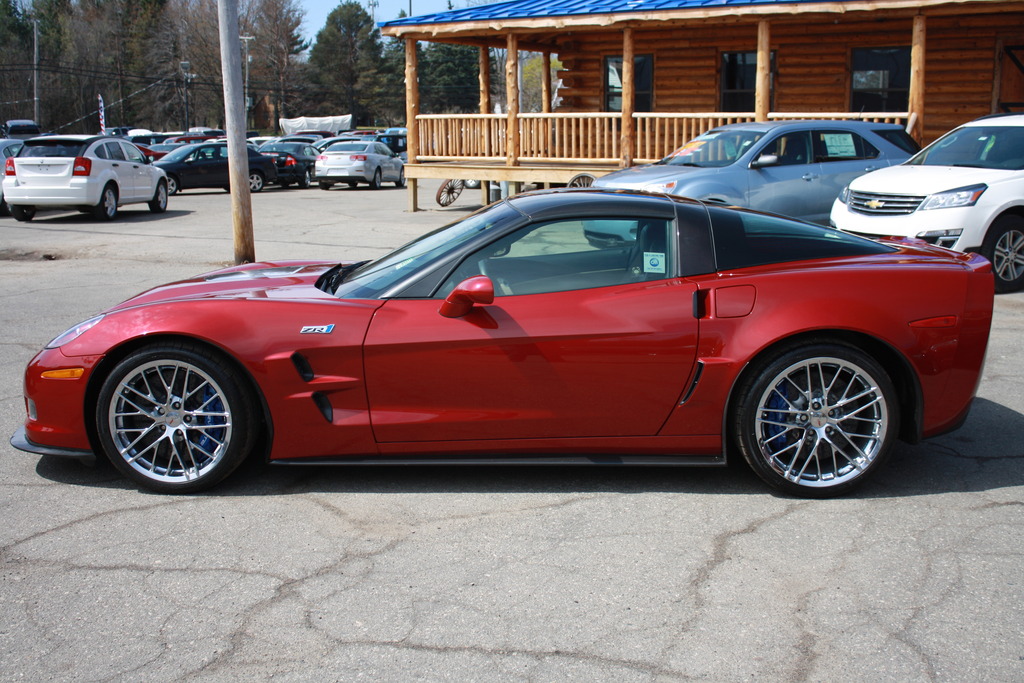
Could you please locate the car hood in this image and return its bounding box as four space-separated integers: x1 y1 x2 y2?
593 163 715 189
107 261 343 311
848 164 1016 194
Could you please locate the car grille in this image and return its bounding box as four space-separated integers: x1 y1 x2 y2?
848 191 926 215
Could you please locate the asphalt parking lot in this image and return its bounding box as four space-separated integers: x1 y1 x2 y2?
1 182 1022 681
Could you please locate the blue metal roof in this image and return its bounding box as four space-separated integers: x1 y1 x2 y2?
380 0 853 27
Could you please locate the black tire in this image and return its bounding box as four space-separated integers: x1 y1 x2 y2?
981 214 1024 293
280 181 292 189
298 168 311 189
0 198 8 217
346 182 357 188
95 342 258 493
731 342 898 498
10 204 35 222
165 175 180 196
394 167 406 188
319 181 333 190
368 168 381 190
249 171 265 193
92 183 118 221
149 180 168 213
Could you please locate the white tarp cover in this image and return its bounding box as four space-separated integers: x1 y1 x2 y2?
278 115 353 135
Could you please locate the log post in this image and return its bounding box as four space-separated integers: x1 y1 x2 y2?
909 14 926 142
542 52 552 113
620 27 635 167
405 37 420 211
506 34 520 167
755 20 770 122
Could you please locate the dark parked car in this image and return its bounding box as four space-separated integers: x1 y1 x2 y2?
153 142 277 194
3 119 41 139
258 141 319 188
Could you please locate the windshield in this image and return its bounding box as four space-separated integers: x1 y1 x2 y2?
158 144 199 162
332 202 522 299
907 124 1024 170
658 129 765 168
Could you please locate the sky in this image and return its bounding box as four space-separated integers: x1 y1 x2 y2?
300 0 459 41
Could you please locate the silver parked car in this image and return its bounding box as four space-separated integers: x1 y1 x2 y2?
593 120 919 224
3 135 168 221
315 141 405 190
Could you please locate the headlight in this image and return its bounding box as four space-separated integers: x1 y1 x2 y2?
46 314 104 349
837 185 850 204
644 180 678 193
919 184 986 211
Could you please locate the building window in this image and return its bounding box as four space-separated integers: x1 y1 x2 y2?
851 47 911 112
721 51 775 112
604 55 653 112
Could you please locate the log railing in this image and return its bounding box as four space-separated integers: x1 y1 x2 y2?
414 111 912 165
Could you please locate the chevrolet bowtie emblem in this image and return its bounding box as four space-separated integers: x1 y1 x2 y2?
865 199 885 209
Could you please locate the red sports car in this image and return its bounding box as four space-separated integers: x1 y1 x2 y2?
12 189 994 497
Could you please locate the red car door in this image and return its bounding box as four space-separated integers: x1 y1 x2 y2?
362 216 700 443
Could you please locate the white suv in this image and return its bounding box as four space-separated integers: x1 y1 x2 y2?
3 135 168 222
830 114 1024 292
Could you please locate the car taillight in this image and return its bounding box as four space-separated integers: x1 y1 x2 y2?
351 154 367 161
72 157 92 176
4 157 14 175
283 154 297 166
317 155 327 161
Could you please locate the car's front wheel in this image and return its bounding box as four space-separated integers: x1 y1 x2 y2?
249 171 265 193
982 214 1024 293
92 183 118 221
319 181 333 190
10 204 35 222
394 167 406 188
149 180 168 213
95 342 258 493
165 175 180 196
731 342 897 498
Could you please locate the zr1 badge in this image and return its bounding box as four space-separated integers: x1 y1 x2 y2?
300 324 335 334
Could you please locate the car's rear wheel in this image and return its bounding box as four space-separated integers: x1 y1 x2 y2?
165 175 180 195
732 342 897 498
368 168 382 190
92 184 118 221
319 181 333 190
249 171 265 193
95 342 257 493
298 168 311 189
982 214 1024 293
149 180 168 213
10 204 35 222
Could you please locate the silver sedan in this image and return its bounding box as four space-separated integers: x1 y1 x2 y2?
315 141 405 190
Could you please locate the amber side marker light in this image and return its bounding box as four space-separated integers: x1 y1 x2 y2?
40 368 85 379
909 316 958 328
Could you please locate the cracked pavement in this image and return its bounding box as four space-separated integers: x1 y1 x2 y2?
1 183 1021 681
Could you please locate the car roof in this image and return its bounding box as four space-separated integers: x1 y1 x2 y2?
709 119 905 133
967 113 1024 126
23 134 105 144
506 187 694 221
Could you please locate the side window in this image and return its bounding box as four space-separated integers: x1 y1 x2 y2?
812 131 879 162
760 132 812 166
93 143 109 160
105 142 126 160
440 217 672 297
121 143 145 163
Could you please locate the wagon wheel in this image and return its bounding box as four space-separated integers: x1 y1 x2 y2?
568 173 595 187
436 179 465 206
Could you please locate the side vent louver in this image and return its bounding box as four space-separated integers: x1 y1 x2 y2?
312 392 333 423
291 352 314 381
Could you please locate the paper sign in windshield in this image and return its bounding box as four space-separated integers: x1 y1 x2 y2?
644 252 666 274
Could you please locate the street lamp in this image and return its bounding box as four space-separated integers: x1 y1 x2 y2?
240 36 254 130
180 60 192 131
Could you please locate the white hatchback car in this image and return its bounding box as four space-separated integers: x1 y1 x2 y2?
831 114 1024 292
3 134 168 221
315 140 405 190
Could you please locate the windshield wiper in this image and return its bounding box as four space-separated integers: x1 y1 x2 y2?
315 260 370 294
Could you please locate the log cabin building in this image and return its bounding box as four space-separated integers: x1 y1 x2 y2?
379 0 1024 209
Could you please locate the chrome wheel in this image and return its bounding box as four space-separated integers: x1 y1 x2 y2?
734 344 896 497
249 171 265 192
97 344 256 492
987 217 1024 293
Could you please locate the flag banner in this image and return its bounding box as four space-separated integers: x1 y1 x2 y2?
98 94 105 134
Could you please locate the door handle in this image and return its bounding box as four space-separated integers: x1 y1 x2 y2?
112 163 120 167
863 166 877 172
801 173 817 181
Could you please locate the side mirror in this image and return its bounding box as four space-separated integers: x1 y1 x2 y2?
439 276 494 318
750 153 778 169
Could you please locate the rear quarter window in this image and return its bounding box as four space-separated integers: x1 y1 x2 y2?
708 207 895 271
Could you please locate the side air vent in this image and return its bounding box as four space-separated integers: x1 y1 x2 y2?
311 392 333 423
291 352 314 381
680 361 704 404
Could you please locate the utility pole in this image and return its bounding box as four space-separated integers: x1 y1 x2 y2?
180 61 191 131
240 35 254 131
217 0 255 264
32 19 39 123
